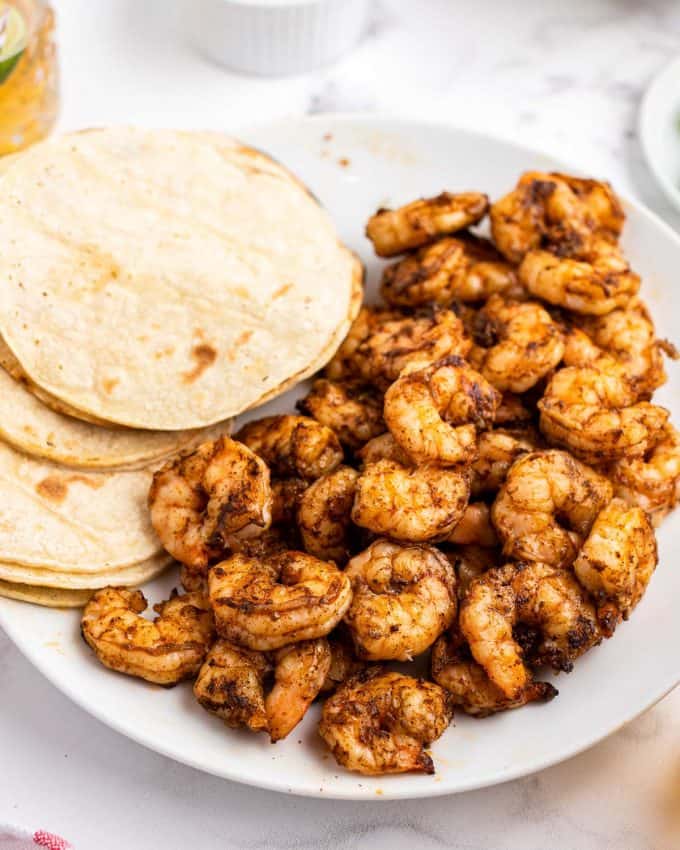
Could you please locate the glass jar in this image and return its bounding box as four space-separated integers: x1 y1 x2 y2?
0 0 58 156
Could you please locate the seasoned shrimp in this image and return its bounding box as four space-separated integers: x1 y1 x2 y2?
81 587 214 685
471 428 538 496
460 561 600 698
490 171 621 263
325 306 401 382
539 366 669 464
236 415 343 481
193 639 270 732
320 637 366 692
447 545 499 600
431 626 557 717
469 296 565 393
492 450 612 568
344 539 457 660
209 551 352 651
573 498 657 634
266 638 332 742
446 502 498 547
384 356 500 466
297 466 359 564
149 436 272 572
318 669 454 775
608 424 680 525
271 477 308 525
352 458 470 542
380 233 521 308
329 307 471 391
574 299 670 398
357 432 410 466
297 379 384 449
519 239 639 316
366 191 489 257
494 392 535 428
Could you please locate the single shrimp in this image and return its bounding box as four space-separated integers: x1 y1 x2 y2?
329 307 471 391
343 539 457 661
573 498 657 635
81 587 214 685
297 465 359 564
297 378 384 449
431 626 557 717
320 637 367 693
265 638 332 742
539 366 669 464
318 669 454 775
270 477 308 525
446 545 500 601
459 561 601 699
446 502 498 547
366 191 489 257
519 239 639 316
209 550 352 651
148 436 272 572
492 450 612 568
235 415 343 481
356 431 411 466
384 356 500 466
380 233 522 308
324 306 402 382
490 171 622 263
469 295 565 393
351 458 470 542
471 428 538 496
193 639 270 732
607 424 680 526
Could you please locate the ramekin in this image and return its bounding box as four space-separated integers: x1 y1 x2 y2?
183 0 371 77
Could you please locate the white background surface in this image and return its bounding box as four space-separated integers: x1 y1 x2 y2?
1 1 679 847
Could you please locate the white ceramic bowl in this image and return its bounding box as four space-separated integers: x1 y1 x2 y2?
1 115 678 800
183 0 370 76
639 53 680 212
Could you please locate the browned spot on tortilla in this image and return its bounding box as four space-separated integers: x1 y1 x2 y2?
338 157 350 168
102 377 119 395
66 475 104 490
36 475 68 503
233 286 251 301
154 346 175 360
226 331 254 363
183 344 217 383
272 283 293 300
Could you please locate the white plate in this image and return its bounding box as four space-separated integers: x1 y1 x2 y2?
1 115 679 800
639 54 680 212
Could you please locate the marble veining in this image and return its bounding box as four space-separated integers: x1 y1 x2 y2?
1 1 679 848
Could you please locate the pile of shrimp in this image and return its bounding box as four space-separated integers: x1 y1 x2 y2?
81 173 678 778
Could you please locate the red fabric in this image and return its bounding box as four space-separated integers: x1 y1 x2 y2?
32 832 71 850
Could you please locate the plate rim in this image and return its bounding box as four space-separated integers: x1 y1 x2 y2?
1 112 680 800
639 53 680 212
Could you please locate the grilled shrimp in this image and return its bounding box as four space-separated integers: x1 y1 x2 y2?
490 171 622 263
81 588 214 685
492 450 612 568
297 378 384 449
344 539 457 660
447 545 500 600
266 638 332 742
209 551 352 651
494 392 535 428
297 466 359 564
366 191 489 257
324 306 401 382
236 415 343 481
471 428 538 496
460 561 600 699
431 626 557 717
446 502 498 547
469 296 564 393
356 431 411 466
271 477 308 525
519 239 639 316
320 637 367 692
352 458 470 542
380 233 521 308
318 669 454 775
193 639 270 732
384 356 500 466
574 299 670 399
148 436 272 572
608 424 680 525
539 366 669 464
327 307 471 391
573 498 657 635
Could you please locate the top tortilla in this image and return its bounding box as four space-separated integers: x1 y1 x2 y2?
0 127 361 430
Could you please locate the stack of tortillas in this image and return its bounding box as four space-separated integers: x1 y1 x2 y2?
0 127 362 607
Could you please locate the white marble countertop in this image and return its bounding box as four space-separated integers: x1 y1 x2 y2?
1 1 679 847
